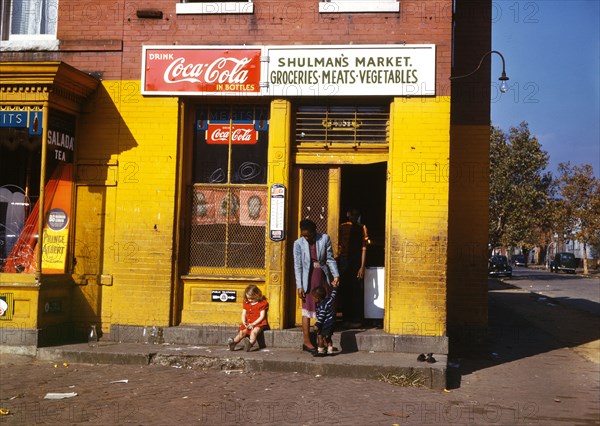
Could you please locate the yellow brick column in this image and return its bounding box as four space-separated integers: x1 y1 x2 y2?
265 99 292 329
385 97 450 337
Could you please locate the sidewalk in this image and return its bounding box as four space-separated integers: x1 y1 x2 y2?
32 328 448 390
1 279 599 425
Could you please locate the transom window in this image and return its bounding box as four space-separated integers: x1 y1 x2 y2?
295 105 389 146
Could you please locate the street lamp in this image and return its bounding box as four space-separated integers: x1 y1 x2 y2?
450 50 510 93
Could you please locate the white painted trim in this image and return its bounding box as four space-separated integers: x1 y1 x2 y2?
176 2 254 15
319 1 399 13
0 39 59 51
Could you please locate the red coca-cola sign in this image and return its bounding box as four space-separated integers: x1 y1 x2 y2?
143 47 262 95
207 124 257 145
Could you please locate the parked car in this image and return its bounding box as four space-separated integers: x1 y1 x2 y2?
550 252 577 274
488 255 513 278
511 254 527 267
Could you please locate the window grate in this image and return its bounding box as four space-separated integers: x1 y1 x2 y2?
300 169 329 234
295 106 389 145
189 185 267 273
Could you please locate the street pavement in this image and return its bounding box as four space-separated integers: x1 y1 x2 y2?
1 279 599 425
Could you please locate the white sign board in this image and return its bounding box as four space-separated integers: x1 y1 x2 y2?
266 44 436 97
364 267 385 319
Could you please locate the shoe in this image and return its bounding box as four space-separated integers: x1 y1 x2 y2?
327 348 335 356
243 337 253 352
302 344 317 353
417 353 426 362
227 337 236 351
313 349 326 357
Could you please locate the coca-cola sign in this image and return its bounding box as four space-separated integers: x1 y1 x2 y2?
207 124 257 145
143 47 262 95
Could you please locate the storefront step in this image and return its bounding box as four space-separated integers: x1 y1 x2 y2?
109 324 449 356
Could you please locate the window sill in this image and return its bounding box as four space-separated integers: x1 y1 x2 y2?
176 2 254 15
0 39 59 51
319 1 399 13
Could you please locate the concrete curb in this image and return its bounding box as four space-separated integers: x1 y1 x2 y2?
34 342 448 390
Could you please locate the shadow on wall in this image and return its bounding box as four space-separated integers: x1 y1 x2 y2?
69 82 140 339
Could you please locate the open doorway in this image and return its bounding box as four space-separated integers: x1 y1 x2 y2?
339 162 386 267
286 162 387 328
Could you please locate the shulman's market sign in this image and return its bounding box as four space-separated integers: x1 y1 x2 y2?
142 44 435 97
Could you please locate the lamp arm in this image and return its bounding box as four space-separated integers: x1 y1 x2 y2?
450 50 507 81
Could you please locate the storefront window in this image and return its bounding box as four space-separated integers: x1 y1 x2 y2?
1 108 75 273
189 105 269 273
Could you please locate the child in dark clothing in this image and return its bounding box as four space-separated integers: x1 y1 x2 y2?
311 284 338 357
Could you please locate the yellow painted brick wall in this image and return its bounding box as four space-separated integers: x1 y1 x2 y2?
76 81 178 329
0 277 39 329
385 97 451 336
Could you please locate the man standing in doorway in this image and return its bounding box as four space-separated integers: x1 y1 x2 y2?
338 209 369 328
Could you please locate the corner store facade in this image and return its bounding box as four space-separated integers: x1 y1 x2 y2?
1 0 491 353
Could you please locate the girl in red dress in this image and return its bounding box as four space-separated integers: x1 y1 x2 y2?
227 285 268 351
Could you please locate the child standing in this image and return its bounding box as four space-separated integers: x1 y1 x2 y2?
227 285 268 352
311 284 338 357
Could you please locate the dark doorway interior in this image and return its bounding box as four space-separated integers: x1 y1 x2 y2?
340 162 386 267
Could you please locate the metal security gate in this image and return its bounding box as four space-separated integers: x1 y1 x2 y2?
288 166 341 326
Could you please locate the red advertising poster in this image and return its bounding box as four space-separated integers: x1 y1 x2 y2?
206 124 258 145
193 188 241 225
239 189 267 226
143 47 262 95
193 188 216 225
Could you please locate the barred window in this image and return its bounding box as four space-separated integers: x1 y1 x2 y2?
188 106 269 274
295 105 389 146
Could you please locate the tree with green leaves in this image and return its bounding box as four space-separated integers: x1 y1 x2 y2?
489 122 553 257
554 162 600 274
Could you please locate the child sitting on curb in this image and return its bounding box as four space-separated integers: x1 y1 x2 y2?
311 284 338 357
227 285 268 352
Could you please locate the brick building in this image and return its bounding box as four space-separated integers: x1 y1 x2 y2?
1 0 492 354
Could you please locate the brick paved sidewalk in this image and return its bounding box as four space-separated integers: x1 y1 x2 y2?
2 319 599 425
1 282 599 425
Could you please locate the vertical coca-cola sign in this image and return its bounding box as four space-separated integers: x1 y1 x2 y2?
142 47 262 95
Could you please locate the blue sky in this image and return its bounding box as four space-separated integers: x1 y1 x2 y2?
491 0 600 177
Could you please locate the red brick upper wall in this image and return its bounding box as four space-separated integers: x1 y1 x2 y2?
50 0 454 93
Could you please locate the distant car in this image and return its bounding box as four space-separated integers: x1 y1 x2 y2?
550 252 577 274
511 254 527 267
488 255 513 278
